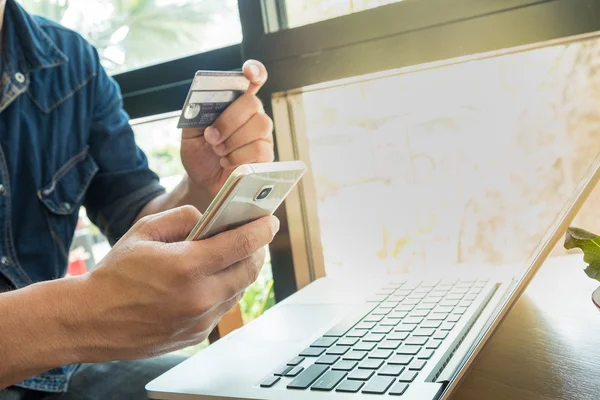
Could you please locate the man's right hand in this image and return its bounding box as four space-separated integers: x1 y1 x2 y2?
72 205 279 362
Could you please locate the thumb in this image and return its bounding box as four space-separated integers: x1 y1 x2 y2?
135 205 201 243
242 59 268 96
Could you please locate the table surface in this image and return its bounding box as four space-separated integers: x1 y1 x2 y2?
451 254 600 400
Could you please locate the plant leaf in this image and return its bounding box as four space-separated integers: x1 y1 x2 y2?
564 227 600 281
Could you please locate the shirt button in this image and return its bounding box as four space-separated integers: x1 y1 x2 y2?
15 72 25 84
0 257 10 266
0 184 5 196
61 202 72 212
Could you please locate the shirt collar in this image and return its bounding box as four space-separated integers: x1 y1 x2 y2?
3 0 68 74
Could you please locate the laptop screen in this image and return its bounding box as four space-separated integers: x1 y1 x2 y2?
286 32 600 285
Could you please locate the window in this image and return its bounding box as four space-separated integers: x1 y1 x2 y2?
282 0 403 29
16 0 242 74
278 34 600 280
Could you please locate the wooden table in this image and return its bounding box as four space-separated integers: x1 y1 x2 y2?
451 254 600 400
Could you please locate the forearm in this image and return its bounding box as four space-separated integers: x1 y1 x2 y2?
0 278 87 389
134 175 213 223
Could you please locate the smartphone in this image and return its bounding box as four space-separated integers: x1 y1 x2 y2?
186 161 307 241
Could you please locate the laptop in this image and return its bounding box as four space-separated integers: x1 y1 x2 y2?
144 139 600 400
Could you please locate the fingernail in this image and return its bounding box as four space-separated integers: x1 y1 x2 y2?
248 64 260 78
271 217 280 234
205 126 220 144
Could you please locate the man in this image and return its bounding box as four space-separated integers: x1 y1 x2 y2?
0 0 277 398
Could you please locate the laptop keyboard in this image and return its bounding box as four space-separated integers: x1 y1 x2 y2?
259 278 496 395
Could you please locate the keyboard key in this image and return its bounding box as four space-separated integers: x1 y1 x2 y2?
464 293 478 301
474 280 488 288
415 303 436 310
327 346 350 356
452 287 470 294
354 342 376 352
287 356 305 366
456 281 475 288
389 382 409 395
415 286 432 293
366 294 388 303
389 311 409 319
433 330 449 340
434 306 454 314
440 322 456 331
359 359 384 369
421 320 442 329
372 325 393 335
380 317 401 326
432 290 449 297
410 310 430 317
348 369 374 381
372 307 392 315
469 287 482 295
363 333 386 343
426 339 442 349
418 349 435 359
396 304 414 312
361 376 395 394
409 359 427 371
355 321 376 330
446 294 464 301
395 324 417 332
378 364 405 376
427 313 448 321
380 301 400 309
315 355 340 365
376 288 396 295
369 350 393 359
394 289 412 296
364 314 384 323
440 300 459 307
403 317 423 325
331 360 357 371
300 347 325 357
323 304 375 337
388 331 409 341
311 337 337 348
287 364 329 389
413 328 436 337
389 354 413 365
286 366 304 377
274 365 293 376
455 306 469 314
347 329 368 338
343 351 368 361
338 337 359 346
336 379 364 393
378 340 401 350
310 370 346 391
447 315 461 323
398 370 418 382
422 296 443 304
260 375 280 388
403 298 420 305
405 336 428 346
397 345 421 355
390 294 406 301
408 292 426 300
402 281 422 290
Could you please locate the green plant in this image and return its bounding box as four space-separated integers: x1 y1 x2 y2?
564 227 600 281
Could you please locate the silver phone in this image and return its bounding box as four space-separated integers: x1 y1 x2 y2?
186 161 307 241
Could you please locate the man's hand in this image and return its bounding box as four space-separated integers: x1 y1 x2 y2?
181 60 274 197
74 206 278 362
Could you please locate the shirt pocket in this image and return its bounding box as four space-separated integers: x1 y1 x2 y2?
37 146 99 266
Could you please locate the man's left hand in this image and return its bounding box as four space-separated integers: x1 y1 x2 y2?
180 60 274 197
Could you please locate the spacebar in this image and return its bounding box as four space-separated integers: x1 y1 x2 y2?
323 304 376 337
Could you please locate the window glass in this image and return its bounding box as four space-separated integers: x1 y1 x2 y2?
284 0 403 29
292 36 600 280
15 0 242 74
68 113 274 354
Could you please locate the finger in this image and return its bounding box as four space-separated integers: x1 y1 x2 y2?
207 248 266 305
185 216 278 276
213 113 273 157
243 59 268 96
190 292 245 336
204 93 264 146
221 139 274 169
135 205 201 243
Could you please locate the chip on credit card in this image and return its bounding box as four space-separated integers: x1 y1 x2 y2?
177 71 250 130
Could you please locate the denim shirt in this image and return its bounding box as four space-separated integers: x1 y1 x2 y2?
0 0 166 392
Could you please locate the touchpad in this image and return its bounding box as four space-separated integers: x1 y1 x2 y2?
236 304 355 343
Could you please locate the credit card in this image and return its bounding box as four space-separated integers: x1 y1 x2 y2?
177 71 249 129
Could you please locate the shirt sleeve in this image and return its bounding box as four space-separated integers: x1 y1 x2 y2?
83 47 166 245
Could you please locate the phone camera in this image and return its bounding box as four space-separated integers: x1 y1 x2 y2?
255 186 273 200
